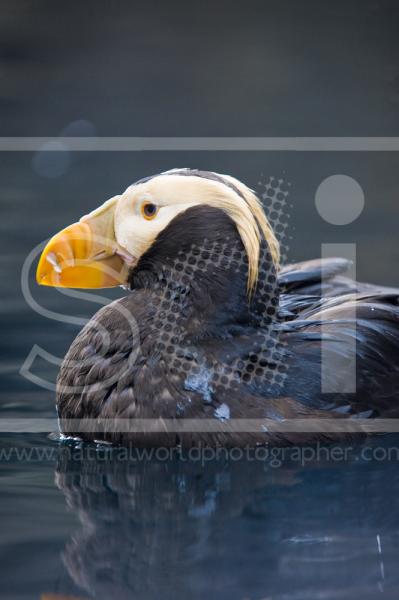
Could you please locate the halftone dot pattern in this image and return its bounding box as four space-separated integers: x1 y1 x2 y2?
149 237 241 382
147 176 291 407
258 176 291 265
243 176 292 391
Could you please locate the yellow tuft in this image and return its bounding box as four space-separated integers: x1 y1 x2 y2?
220 173 280 291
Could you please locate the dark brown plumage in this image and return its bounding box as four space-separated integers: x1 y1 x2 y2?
56 200 399 447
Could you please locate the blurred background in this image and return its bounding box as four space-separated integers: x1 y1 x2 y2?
2 0 399 403
1 1 399 598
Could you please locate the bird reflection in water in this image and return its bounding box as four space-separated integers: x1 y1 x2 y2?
48 441 399 600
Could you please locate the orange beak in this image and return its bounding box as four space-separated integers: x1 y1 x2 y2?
36 197 132 288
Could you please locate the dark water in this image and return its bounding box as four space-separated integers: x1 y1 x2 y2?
3 436 399 599
2 1 399 598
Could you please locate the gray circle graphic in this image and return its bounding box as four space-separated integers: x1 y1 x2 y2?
315 174 365 225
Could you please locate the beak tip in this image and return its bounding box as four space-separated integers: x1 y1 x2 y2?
36 219 128 289
36 274 48 286
36 254 51 286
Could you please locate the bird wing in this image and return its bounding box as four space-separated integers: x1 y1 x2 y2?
279 257 352 291
280 291 399 415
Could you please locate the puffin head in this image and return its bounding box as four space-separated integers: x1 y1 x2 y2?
36 169 279 295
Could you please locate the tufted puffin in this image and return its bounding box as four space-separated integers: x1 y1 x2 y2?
36 169 399 446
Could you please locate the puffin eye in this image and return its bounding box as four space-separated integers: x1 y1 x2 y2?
141 201 159 220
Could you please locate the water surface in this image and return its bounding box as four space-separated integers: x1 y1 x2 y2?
2 436 399 599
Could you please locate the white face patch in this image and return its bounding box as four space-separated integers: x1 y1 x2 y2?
113 178 201 260
105 171 279 291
